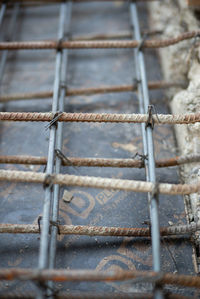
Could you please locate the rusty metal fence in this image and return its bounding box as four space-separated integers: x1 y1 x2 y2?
0 0 200 298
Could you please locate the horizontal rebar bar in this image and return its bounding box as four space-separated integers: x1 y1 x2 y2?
0 268 200 289
0 292 153 299
1 0 157 2
0 222 199 236
0 80 184 102
0 31 199 50
1 169 200 195
0 111 200 124
0 292 191 299
0 153 200 168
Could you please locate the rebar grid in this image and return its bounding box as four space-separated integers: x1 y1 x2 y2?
0 1 200 299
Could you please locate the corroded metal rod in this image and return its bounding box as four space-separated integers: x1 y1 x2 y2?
0 31 199 50
0 112 200 124
0 292 191 299
0 153 200 168
0 223 199 235
1 169 200 195
0 268 200 289
0 80 184 102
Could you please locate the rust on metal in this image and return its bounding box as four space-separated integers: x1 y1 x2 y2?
0 80 185 102
0 31 199 50
0 111 200 124
0 268 200 289
0 153 200 168
0 222 199 236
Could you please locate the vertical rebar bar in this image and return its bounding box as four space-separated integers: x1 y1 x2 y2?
48 2 72 295
0 3 19 88
38 1 67 270
130 3 163 299
0 3 6 29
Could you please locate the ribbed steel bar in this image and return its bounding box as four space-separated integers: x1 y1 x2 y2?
0 111 200 124
48 1 72 295
38 2 66 271
0 292 191 299
0 0 157 2
130 3 162 299
1 169 200 195
0 153 200 168
0 3 19 89
0 222 199 236
0 80 184 102
0 2 6 28
0 268 200 289
0 31 199 50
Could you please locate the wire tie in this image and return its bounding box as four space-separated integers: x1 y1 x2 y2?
57 37 63 52
37 216 42 234
60 80 67 89
55 149 79 173
138 33 148 52
145 105 160 130
49 220 61 235
142 220 151 236
132 152 148 167
43 174 54 190
45 111 63 130
145 105 154 129
151 182 159 201
55 149 73 166
133 78 141 86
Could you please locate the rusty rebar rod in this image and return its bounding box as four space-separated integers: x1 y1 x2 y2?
1 169 200 195
0 31 199 50
0 268 200 289
0 292 191 299
0 153 200 168
0 80 184 102
0 222 199 236
0 111 200 124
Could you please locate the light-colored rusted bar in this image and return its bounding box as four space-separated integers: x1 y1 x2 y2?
1 169 200 195
0 111 200 124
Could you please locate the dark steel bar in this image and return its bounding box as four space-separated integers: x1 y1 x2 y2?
0 2 6 28
38 1 66 270
0 3 19 89
48 0 72 290
130 3 163 299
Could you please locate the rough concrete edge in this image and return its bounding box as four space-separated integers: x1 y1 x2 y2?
148 0 200 272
